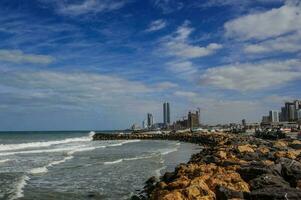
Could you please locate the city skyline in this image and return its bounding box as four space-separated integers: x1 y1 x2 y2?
0 0 300 130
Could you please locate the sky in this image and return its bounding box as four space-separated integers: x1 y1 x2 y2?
0 0 300 131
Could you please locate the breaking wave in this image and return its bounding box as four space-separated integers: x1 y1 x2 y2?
0 131 95 152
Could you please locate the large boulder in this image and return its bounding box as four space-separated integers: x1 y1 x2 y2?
249 174 290 190
247 186 301 200
278 158 301 187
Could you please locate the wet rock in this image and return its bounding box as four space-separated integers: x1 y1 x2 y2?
249 174 290 190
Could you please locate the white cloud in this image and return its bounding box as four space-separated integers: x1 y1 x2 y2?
52 0 126 16
244 31 301 54
161 23 222 59
155 81 178 90
200 59 301 91
224 2 301 40
146 19 167 32
174 91 198 98
0 49 54 64
167 61 198 78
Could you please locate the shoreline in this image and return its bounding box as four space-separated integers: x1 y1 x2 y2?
93 132 301 199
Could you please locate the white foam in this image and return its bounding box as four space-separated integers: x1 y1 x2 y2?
0 158 10 163
10 175 30 200
0 132 95 152
123 154 154 161
160 148 178 155
155 166 167 177
104 159 123 165
107 140 141 147
30 155 74 175
30 167 48 174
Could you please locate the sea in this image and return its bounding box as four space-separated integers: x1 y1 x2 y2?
0 131 200 200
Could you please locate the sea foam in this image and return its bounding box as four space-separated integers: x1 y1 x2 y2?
0 131 95 152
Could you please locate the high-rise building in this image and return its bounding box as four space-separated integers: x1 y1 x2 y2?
280 106 286 121
269 110 279 122
147 113 153 128
163 102 170 125
298 110 301 120
285 102 295 121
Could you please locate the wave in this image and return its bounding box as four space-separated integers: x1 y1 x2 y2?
160 147 179 155
0 158 10 163
155 166 167 177
30 156 74 175
0 131 95 152
104 159 123 165
106 140 141 147
9 175 30 200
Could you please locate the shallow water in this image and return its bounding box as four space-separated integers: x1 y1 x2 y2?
0 131 200 200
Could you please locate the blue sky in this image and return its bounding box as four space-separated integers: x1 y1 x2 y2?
0 0 300 130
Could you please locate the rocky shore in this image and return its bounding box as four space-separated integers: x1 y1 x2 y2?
93 132 301 200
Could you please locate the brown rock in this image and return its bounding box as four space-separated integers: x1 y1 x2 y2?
257 147 270 155
162 190 184 200
237 145 254 153
217 151 227 159
273 140 287 149
167 176 190 190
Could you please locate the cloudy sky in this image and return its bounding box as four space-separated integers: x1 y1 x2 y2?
0 0 300 130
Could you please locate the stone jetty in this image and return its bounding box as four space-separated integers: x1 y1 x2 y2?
93 132 301 200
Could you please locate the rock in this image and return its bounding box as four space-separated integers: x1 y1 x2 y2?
257 147 270 155
216 150 227 159
167 176 190 190
289 140 301 149
187 178 216 199
249 174 290 190
161 190 184 200
215 186 245 200
248 186 301 200
237 145 254 153
273 140 287 149
278 158 301 187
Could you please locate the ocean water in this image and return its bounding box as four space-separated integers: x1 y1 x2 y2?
0 131 200 200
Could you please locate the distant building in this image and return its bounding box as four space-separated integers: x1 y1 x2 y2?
298 110 301 120
131 124 140 131
188 110 200 128
147 113 153 128
242 119 246 127
142 120 147 129
269 110 279 123
262 116 270 123
163 102 170 126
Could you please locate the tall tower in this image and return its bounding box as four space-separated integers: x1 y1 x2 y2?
147 113 153 128
163 102 170 125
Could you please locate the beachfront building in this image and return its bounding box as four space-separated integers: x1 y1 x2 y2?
163 102 170 126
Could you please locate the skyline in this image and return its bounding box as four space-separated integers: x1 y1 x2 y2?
0 0 301 130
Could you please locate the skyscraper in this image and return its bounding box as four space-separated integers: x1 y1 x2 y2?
269 110 279 122
163 102 170 125
147 113 153 128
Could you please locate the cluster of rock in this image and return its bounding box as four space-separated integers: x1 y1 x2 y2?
93 132 301 199
143 133 301 200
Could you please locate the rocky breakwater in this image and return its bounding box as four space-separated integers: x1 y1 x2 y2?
93 132 301 199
